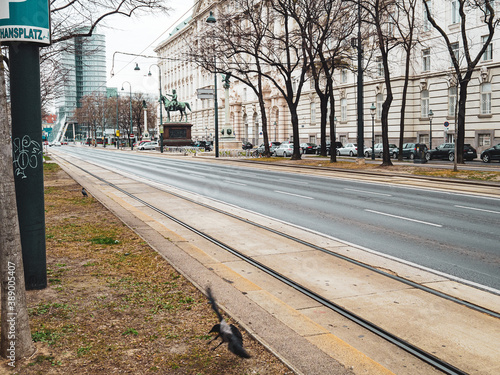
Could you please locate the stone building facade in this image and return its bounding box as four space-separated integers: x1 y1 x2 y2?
154 0 499 153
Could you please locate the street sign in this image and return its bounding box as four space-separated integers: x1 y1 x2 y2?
444 121 449 127
197 88 214 99
0 0 51 45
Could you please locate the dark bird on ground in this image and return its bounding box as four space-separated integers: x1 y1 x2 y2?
81 187 88 197
206 287 251 358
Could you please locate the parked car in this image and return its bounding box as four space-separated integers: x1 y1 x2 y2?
316 141 343 155
480 143 500 163
425 143 477 161
364 143 398 158
336 143 358 156
192 140 212 151
242 141 253 150
392 143 428 159
254 142 281 156
139 141 158 150
274 143 294 157
299 143 318 154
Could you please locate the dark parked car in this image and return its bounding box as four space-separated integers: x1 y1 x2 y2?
242 141 253 150
392 143 428 159
316 142 343 155
300 143 318 154
480 143 500 163
192 140 213 151
425 143 477 161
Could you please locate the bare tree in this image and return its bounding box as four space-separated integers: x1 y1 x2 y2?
424 0 498 163
394 0 419 162
38 0 171 113
0 49 35 362
302 0 356 161
363 0 401 166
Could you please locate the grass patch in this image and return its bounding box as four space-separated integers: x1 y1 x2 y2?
90 236 120 245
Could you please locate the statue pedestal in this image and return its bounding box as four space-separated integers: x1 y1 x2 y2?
219 138 240 149
161 122 192 146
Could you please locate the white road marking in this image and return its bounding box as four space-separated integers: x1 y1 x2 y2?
365 209 442 227
455 205 500 214
274 191 314 200
225 181 247 186
345 188 392 196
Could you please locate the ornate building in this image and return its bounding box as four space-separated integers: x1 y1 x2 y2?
155 0 499 153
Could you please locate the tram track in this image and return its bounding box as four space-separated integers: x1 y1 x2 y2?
53 153 499 375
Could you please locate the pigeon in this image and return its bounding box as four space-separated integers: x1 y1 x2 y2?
206 287 251 358
81 187 88 197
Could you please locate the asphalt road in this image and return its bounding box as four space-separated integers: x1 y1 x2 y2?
55 146 500 291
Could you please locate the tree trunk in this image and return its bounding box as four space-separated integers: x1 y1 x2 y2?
0 51 35 363
456 76 470 164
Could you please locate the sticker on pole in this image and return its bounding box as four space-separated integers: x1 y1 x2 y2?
0 0 51 45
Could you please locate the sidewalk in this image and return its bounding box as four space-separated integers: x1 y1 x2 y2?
45 149 500 375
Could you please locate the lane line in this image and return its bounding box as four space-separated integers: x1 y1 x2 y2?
345 188 392 196
454 205 500 214
225 181 247 186
365 209 443 227
274 191 314 200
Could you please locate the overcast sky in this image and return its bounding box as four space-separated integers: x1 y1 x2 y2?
101 1 195 97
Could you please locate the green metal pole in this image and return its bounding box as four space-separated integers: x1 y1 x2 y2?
10 43 47 290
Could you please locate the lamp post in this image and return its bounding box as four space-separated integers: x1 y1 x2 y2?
115 93 119 149
147 64 164 153
206 11 219 158
370 103 376 160
428 109 434 150
356 0 364 164
121 81 133 150
274 121 277 142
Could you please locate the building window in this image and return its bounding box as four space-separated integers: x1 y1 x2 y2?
340 98 347 122
309 135 316 144
451 42 459 66
421 90 429 118
482 35 493 61
481 82 491 114
376 93 383 120
479 134 491 147
341 69 347 83
311 102 317 123
448 86 457 117
423 1 431 31
376 57 384 77
451 0 460 24
422 48 431 72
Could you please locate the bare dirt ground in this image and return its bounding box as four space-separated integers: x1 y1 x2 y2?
1 163 293 374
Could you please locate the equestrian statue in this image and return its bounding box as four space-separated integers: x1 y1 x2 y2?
161 89 191 122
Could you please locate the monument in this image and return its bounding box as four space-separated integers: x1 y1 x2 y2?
160 90 193 146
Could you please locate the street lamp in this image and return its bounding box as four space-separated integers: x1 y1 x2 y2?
147 64 164 153
428 109 434 150
115 93 119 149
206 11 219 158
121 81 133 150
370 103 376 160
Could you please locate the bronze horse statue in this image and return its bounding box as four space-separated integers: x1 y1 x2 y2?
160 95 191 122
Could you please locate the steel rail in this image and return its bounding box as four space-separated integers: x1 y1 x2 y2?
58 156 472 375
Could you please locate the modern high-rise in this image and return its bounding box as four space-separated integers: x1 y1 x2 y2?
53 31 107 141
